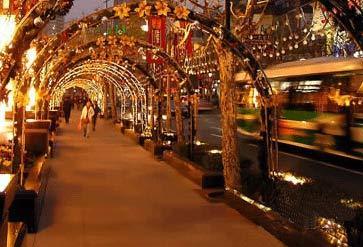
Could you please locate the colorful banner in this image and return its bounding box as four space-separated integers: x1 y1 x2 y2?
147 16 166 64
173 21 193 60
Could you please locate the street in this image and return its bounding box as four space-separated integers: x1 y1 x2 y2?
196 110 363 197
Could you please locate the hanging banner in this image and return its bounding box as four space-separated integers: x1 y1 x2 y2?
173 21 193 61
147 15 166 64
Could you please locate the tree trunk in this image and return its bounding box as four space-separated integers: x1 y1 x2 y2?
216 41 241 191
174 86 184 143
110 84 117 120
103 85 109 118
150 89 155 129
166 75 172 131
193 94 199 139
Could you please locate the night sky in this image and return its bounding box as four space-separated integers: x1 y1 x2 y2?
65 0 106 22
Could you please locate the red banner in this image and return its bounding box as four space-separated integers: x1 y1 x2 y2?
173 21 193 60
147 16 167 64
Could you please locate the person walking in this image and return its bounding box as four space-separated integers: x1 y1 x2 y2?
63 97 72 124
92 101 101 131
80 100 94 138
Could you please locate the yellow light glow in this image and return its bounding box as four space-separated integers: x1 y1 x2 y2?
5 79 14 111
26 85 37 111
340 199 363 209
0 15 16 52
0 174 12 192
194 140 205 146
317 217 348 247
226 187 272 213
0 102 6 128
25 47 37 69
273 171 311 185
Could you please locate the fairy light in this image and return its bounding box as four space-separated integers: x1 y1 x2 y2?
194 140 205 146
317 217 348 247
225 187 272 213
273 172 312 185
340 199 363 209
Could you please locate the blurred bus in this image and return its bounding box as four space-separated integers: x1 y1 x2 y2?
235 57 363 157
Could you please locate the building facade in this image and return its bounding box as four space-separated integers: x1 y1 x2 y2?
44 16 65 36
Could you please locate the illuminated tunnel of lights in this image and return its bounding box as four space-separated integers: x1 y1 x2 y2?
51 78 103 107
50 59 149 130
8 0 361 177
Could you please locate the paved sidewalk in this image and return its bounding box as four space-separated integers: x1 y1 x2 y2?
26 112 284 247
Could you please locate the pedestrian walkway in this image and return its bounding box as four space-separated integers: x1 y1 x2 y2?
26 112 284 247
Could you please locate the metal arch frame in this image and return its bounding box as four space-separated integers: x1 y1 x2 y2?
54 66 135 113
2 0 362 100
55 68 133 124
51 61 144 97
50 59 150 126
51 60 144 105
318 0 363 49
52 60 149 129
34 42 158 90
27 3 270 95
51 78 104 108
31 34 188 92
0 0 74 89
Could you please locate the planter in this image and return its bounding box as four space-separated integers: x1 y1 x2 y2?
9 156 49 233
134 123 143 134
144 140 172 157
0 174 18 246
121 119 133 129
139 135 152 146
201 152 223 172
161 131 177 143
163 151 224 189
